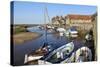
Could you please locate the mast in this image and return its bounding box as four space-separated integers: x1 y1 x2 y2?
43 5 51 46
45 6 51 24
44 5 48 43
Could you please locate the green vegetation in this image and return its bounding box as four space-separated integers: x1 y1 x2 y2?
12 25 42 44
13 25 27 34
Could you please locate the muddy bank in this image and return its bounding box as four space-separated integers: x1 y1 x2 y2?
13 32 42 44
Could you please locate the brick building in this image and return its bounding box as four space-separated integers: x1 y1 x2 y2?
66 14 94 30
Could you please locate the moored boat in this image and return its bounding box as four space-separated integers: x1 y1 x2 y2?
38 42 74 64
75 47 92 62
56 28 66 36
24 43 53 65
60 46 92 63
64 27 78 38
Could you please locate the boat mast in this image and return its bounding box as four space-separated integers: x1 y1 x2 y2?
45 6 51 24
44 5 48 43
43 5 51 46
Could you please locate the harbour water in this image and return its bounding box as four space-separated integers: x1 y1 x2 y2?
13 26 85 65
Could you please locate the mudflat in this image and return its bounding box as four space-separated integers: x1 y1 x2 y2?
13 32 42 44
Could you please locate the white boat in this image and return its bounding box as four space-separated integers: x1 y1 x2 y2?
24 6 53 64
24 54 43 64
75 47 92 62
61 46 92 63
56 28 66 36
38 26 44 30
38 42 92 64
38 42 74 64
46 25 52 29
61 52 75 63
64 27 78 38
24 42 53 64
24 47 48 64
38 60 52 65
64 31 70 37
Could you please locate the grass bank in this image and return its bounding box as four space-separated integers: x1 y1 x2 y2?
12 25 42 44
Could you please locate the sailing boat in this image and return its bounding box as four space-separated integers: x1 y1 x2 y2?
24 6 53 65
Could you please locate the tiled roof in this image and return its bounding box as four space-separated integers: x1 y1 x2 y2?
67 14 92 20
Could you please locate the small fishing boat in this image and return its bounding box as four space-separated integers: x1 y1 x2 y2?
38 42 74 64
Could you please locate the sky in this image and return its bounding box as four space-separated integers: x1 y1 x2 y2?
12 1 97 24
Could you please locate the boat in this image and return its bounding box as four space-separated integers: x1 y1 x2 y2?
24 6 54 65
24 4 87 65
24 43 53 64
75 46 92 62
60 46 92 63
56 28 66 36
64 31 70 37
37 38 93 64
46 25 52 29
38 45 92 64
64 27 78 38
37 25 44 30
38 42 74 64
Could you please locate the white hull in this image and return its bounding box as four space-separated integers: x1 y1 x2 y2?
38 42 74 64
61 47 92 63
24 54 43 64
38 60 52 65
75 47 92 62
37 46 92 64
71 34 78 37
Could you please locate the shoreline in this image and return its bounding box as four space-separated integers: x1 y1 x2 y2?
13 32 42 44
